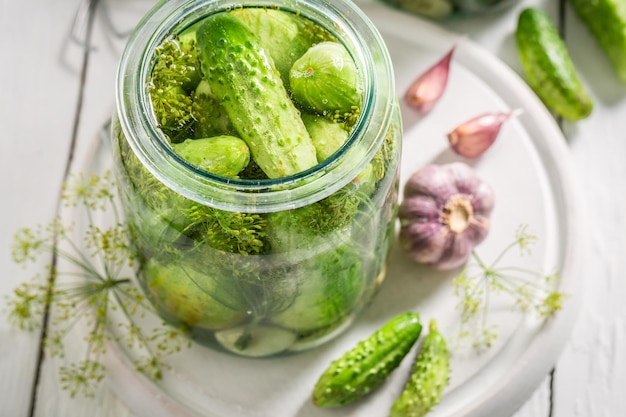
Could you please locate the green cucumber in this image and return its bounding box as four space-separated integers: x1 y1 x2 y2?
390 320 450 417
196 13 319 179
312 312 423 408
302 114 349 161
269 243 365 332
515 7 593 121
231 8 334 86
172 135 250 178
568 0 626 82
143 260 246 330
290 41 362 115
302 114 376 197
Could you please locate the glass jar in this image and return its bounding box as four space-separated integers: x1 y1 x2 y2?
381 0 520 20
112 0 401 358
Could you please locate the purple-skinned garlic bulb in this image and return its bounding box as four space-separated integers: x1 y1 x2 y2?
398 162 495 270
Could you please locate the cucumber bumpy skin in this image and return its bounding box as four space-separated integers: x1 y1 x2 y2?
143 260 246 330
196 13 318 179
230 8 334 86
515 8 593 121
390 320 450 417
290 41 362 115
172 135 250 178
301 114 349 161
567 0 626 82
312 312 423 408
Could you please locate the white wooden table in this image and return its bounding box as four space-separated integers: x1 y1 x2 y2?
1 0 624 416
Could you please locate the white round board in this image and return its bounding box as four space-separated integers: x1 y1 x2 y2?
84 3 582 417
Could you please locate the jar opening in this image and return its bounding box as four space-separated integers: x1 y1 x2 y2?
116 0 395 212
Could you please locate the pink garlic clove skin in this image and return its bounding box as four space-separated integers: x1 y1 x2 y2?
448 110 522 159
399 162 495 271
403 164 458 206
404 45 456 115
432 230 476 271
399 207 448 264
447 163 495 213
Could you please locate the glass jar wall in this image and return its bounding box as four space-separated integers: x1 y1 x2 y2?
113 0 401 357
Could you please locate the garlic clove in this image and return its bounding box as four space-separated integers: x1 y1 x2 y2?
465 217 491 246
398 194 440 222
445 162 482 195
471 182 496 215
447 109 523 158
434 232 473 271
404 44 456 114
400 221 447 264
404 164 457 204
448 162 495 215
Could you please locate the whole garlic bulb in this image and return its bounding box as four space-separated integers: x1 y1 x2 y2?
398 162 495 270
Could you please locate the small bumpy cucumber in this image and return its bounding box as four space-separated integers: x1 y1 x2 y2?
143 260 246 330
390 320 450 417
196 13 318 179
313 312 423 408
230 8 334 86
301 114 349 161
568 0 626 82
516 8 593 121
172 135 250 178
290 42 362 115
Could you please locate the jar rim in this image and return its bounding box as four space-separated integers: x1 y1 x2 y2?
116 0 396 213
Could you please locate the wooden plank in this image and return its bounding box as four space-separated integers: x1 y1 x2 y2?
0 0 87 415
24 0 609 416
551 3 626 417
513 376 553 417
30 1 156 416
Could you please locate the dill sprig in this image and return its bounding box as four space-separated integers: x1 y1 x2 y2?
4 171 191 398
180 202 267 255
147 35 199 134
452 225 567 350
327 106 361 130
